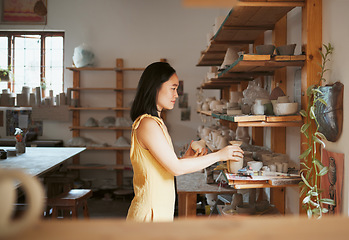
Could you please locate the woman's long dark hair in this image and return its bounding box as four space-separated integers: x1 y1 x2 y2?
130 62 176 121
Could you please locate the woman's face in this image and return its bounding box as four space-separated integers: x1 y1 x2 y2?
156 73 179 111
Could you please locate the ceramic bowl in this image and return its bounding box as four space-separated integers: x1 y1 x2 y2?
227 109 242 116
277 95 289 103
256 45 275 55
276 44 296 55
247 161 263 172
273 102 299 115
236 205 256 215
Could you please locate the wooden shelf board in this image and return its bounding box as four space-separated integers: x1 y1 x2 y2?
237 121 303 127
197 110 212 116
233 114 266 122
197 3 302 65
69 126 131 130
183 0 304 8
218 55 305 78
266 114 302 122
69 107 130 111
69 87 136 91
207 112 302 127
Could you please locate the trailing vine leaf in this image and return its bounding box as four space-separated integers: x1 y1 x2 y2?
320 198 335 205
300 109 307 117
301 122 311 134
299 43 334 219
299 147 312 159
318 166 328 176
315 132 327 141
301 173 312 190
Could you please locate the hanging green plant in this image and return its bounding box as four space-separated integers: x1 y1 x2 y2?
299 43 335 218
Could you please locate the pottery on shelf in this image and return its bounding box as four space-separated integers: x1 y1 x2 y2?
227 157 243 174
255 44 275 55
273 102 298 115
191 139 206 153
201 102 210 111
220 47 240 69
276 44 296 55
236 127 250 144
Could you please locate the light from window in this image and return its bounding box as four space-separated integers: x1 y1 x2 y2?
14 35 41 94
45 36 64 96
0 32 64 99
0 37 9 90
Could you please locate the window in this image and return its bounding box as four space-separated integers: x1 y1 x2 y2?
0 31 64 97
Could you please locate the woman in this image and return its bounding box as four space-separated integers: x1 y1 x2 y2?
126 62 244 222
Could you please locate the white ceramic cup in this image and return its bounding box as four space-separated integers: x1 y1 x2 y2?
0 169 45 238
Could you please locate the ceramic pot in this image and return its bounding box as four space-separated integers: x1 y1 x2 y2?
196 101 203 111
314 82 344 142
0 169 45 238
202 102 210 111
209 100 221 111
210 130 220 146
252 99 265 115
191 139 206 153
236 127 250 144
202 128 211 141
231 193 243 210
216 135 228 149
227 158 243 174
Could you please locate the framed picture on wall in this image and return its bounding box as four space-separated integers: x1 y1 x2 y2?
1 0 47 25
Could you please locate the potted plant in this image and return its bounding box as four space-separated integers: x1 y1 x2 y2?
299 43 335 218
0 67 11 81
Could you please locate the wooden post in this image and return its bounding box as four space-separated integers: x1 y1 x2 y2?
116 58 124 187
299 0 323 214
72 70 80 165
251 32 265 147
271 15 287 154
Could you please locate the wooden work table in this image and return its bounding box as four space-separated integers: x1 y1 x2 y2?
176 171 237 217
176 171 300 217
0 147 85 177
3 216 349 240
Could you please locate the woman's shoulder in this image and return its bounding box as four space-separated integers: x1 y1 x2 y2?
133 114 163 130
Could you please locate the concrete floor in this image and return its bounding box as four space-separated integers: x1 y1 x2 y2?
86 189 133 219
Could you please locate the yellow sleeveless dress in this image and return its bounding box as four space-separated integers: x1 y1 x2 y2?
126 114 175 222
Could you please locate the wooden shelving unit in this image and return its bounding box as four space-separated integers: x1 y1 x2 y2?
197 110 303 127
67 58 142 187
193 0 323 215
197 1 304 66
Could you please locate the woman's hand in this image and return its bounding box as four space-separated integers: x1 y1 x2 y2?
216 145 244 162
182 141 208 159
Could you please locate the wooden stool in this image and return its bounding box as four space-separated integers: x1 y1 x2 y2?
47 189 93 219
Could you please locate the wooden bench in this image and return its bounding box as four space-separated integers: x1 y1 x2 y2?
46 189 92 219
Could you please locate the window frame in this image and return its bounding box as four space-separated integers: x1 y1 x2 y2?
0 31 65 96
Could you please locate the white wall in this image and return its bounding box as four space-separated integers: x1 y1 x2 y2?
323 0 349 216
0 0 228 149
1 0 347 215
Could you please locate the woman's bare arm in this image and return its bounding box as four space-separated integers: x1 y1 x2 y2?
136 118 243 176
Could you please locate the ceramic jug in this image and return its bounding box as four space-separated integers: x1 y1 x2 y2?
0 169 45 238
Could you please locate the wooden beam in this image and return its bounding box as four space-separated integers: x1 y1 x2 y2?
300 0 323 215
182 0 304 8
271 15 287 154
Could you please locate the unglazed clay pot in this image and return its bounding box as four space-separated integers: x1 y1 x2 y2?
227 157 243 174
191 139 206 153
236 127 250 144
